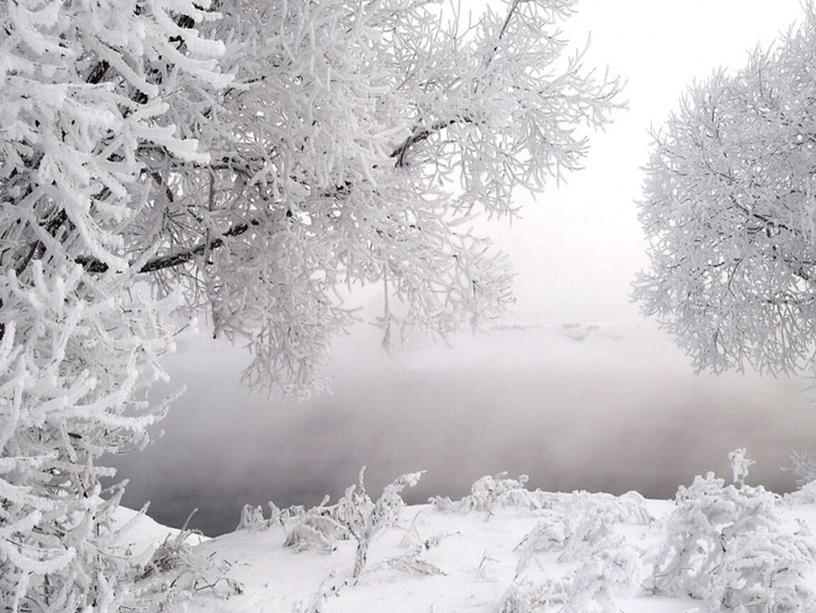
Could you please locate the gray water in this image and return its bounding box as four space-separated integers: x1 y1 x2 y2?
109 324 816 536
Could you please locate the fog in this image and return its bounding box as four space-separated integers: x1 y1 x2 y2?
110 0 816 536
110 324 815 536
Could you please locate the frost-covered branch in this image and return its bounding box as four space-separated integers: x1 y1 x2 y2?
75 218 261 274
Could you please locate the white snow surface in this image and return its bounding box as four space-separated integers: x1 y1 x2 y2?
112 504 208 558
125 493 816 612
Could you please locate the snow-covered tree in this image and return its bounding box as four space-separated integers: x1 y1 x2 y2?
1 0 620 608
634 5 816 374
1 0 228 610
159 0 623 391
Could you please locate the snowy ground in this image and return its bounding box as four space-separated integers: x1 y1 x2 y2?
124 470 816 612
187 501 691 613
112 505 206 553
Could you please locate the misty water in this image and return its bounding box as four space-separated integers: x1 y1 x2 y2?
110 322 816 537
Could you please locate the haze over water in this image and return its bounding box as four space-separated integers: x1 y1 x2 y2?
111 324 815 536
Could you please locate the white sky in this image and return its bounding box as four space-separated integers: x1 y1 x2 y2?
114 1 816 534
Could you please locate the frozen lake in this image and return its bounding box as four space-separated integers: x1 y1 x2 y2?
110 322 816 536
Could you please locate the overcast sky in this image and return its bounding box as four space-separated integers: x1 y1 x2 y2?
113 1 816 535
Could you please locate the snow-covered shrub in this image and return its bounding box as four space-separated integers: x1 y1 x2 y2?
235 501 288 531
475 549 500 582
430 473 554 517
290 572 350 613
495 578 569 613
516 511 570 555
512 490 651 576
558 511 618 564
776 451 816 505
785 480 816 506
514 511 570 575
284 496 351 554
399 511 456 554
435 477 653 527
500 490 653 612
335 469 424 578
652 471 780 600
709 529 816 611
283 469 423 578
399 511 427 549
236 504 267 531
786 450 816 487
781 451 816 505
131 521 243 612
563 490 654 526
375 546 446 577
730 448 756 487
562 544 642 613
2 482 135 612
0 268 186 611
234 498 339 552
651 451 816 610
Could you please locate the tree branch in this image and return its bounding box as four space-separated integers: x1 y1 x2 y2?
390 118 466 167
728 195 802 238
75 218 261 274
389 0 521 169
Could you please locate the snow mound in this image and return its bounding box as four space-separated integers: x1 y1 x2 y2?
112 505 208 558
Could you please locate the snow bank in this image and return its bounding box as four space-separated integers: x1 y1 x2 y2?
122 461 816 612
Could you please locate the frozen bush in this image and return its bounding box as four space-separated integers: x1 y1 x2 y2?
284 496 351 554
562 544 642 613
558 511 617 564
283 469 423 578
130 513 243 612
511 490 651 575
651 451 816 610
709 528 816 611
290 572 350 613
652 470 779 599
375 546 447 577
516 511 570 555
475 549 500 582
564 491 654 526
786 450 816 487
430 473 555 517
785 479 816 506
730 448 756 487
496 577 569 613
235 500 286 532
335 469 424 577
399 511 456 555
237 505 267 531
